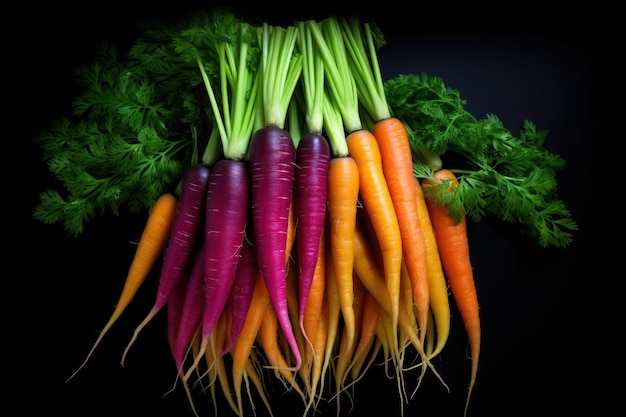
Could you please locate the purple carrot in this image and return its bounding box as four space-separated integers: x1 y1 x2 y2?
166 268 189 360
294 133 330 338
171 241 205 379
249 125 301 370
219 221 258 358
184 158 250 380
122 163 210 364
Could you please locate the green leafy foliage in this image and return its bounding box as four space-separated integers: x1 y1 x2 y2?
33 12 578 249
385 73 578 248
34 43 193 236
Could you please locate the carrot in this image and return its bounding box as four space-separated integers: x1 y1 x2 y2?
121 164 210 365
230 199 297 417
294 21 330 345
219 222 259 358
326 154 359 349
66 192 178 381
423 168 480 417
258 302 304 399
165 266 188 361
346 128 403 349
349 289 382 381
299 225 328 413
340 16 431 346
302 225 327 351
353 220 447 394
413 176 450 359
333 270 366 408
250 22 303 371
230 274 271 417
373 117 430 343
320 232 342 399
181 15 260 381
302 291 329 417
294 132 330 340
171 241 205 380
311 17 364 355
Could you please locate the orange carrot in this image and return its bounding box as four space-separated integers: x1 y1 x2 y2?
333 270 366 405
302 225 327 353
413 176 450 359
230 273 271 417
423 168 480 417
339 15 431 348
349 288 381 381
302 293 329 416
373 117 429 344
66 192 178 381
326 155 359 354
258 301 305 399
346 129 403 350
353 220 447 393
313 16 362 356
320 234 342 396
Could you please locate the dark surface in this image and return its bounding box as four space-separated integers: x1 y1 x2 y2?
15 3 600 417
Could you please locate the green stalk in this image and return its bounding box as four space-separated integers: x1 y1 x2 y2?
194 17 260 161
340 17 390 122
308 17 361 156
260 23 302 129
297 20 325 135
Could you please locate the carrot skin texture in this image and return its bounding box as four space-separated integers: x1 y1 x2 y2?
172 242 205 379
346 129 402 352
166 268 189 360
67 192 178 380
423 169 480 416
220 222 259 357
326 155 360 355
230 273 271 417
294 132 330 333
413 176 450 358
119 192 179 312
120 165 210 365
179 159 250 384
199 159 250 355
249 125 301 370
154 164 210 316
373 117 429 342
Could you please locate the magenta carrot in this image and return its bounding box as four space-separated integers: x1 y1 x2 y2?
121 163 210 365
294 21 331 344
178 15 260 384
250 125 300 370
185 158 250 381
249 22 303 370
294 132 330 335
166 266 189 360
171 241 206 380
219 221 259 357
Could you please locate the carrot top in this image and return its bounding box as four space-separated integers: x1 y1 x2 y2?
260 22 302 129
385 73 578 248
310 18 362 136
173 10 260 161
296 20 325 135
339 17 390 124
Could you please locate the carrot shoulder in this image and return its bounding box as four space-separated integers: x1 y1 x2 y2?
423 169 480 417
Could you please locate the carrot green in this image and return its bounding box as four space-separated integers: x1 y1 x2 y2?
385 73 578 248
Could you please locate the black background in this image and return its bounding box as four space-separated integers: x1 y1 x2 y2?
14 2 600 416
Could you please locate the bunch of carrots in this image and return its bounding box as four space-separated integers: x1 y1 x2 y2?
61 12 526 417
